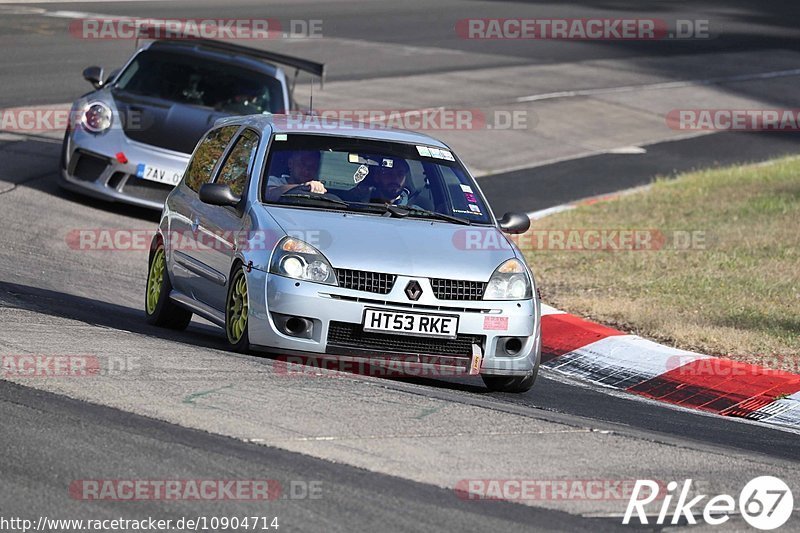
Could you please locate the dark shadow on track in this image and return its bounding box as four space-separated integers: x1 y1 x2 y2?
0 280 489 394
0 280 223 350
3 279 799 462
480 131 800 215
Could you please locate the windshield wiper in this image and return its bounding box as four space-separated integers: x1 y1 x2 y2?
278 193 350 208
389 205 472 225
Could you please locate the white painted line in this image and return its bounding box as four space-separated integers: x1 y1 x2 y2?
43 9 120 19
528 204 576 221
607 146 646 154
526 184 652 220
473 130 715 180
516 68 800 103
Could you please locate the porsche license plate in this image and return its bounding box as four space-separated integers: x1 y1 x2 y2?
136 163 183 185
363 309 458 339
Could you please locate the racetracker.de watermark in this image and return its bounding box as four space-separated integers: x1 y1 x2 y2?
456 18 713 40
65 229 332 252
273 109 531 131
0 106 143 133
274 355 475 379
452 228 708 252
454 479 669 501
1 355 139 378
68 479 322 501
664 355 800 376
667 109 800 131
68 18 323 40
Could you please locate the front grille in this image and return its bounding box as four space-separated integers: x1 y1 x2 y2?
325 294 491 314
430 278 486 301
327 321 483 358
122 178 174 203
71 152 108 182
335 268 396 294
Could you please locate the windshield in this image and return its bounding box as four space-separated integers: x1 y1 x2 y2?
113 49 285 114
260 134 493 225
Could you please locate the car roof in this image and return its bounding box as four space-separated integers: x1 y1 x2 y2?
144 40 282 77
214 114 453 148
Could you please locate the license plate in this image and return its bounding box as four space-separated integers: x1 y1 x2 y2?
136 163 183 185
363 309 459 339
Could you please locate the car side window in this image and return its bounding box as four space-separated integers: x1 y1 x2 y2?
184 125 238 192
215 129 259 197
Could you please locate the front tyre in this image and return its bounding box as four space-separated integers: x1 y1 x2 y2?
225 265 251 353
482 372 537 393
145 242 192 329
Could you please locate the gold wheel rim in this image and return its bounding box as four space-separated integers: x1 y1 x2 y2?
146 247 165 315
227 269 248 343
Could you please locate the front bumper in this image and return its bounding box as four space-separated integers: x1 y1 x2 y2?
247 270 541 377
60 126 189 210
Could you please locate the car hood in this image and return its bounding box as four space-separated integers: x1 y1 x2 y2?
265 207 517 281
112 90 230 154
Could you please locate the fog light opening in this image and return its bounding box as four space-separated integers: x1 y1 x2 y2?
504 337 523 356
285 317 309 336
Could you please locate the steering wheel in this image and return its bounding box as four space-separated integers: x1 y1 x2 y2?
282 184 344 202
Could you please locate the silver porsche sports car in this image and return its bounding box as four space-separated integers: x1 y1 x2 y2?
59 38 324 209
145 114 541 392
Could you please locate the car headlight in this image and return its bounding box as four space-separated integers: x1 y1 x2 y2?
483 258 532 300
269 237 337 286
82 102 113 133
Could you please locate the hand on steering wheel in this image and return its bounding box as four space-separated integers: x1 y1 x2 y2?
304 180 327 194
284 180 328 196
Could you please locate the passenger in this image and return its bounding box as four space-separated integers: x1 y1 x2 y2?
346 157 411 205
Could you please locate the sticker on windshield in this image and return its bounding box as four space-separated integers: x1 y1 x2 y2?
353 164 370 183
348 153 360 163
274 134 288 141
468 204 482 214
417 145 455 161
460 184 473 193
464 192 478 203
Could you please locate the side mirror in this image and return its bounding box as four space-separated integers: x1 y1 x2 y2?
199 183 241 207
83 66 104 89
498 212 530 234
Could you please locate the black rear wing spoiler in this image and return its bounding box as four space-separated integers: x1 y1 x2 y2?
135 29 325 108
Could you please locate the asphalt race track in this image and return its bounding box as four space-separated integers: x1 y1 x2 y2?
1 1 799 531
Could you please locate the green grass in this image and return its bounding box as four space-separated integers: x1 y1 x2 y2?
523 156 800 368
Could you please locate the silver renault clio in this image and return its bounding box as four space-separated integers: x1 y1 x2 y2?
145 114 541 392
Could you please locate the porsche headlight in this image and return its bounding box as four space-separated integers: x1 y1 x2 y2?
269 237 337 286
82 102 113 133
483 258 532 300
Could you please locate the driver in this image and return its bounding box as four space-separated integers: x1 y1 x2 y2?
265 150 327 201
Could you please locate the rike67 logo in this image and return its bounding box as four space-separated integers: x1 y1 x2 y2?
624 477 793 529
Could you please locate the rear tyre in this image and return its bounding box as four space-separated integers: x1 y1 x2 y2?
145 242 192 330
225 264 251 353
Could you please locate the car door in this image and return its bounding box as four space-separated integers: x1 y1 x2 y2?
169 124 239 298
186 127 261 311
